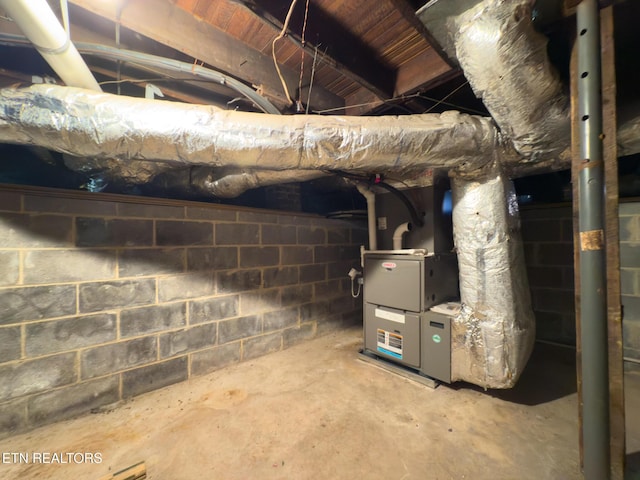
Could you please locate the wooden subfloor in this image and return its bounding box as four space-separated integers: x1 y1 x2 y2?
0 328 638 479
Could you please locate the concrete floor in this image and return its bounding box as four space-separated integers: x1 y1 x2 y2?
0 328 638 480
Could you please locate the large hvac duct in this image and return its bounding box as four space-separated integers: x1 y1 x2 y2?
451 161 535 388
0 84 500 176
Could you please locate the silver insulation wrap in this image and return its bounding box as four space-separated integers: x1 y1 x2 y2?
618 114 640 158
452 0 570 164
450 161 535 388
0 85 498 176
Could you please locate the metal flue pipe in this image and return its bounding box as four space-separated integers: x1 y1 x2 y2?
576 1 610 478
0 0 101 91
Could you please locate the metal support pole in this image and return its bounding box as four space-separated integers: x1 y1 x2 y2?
576 1 610 478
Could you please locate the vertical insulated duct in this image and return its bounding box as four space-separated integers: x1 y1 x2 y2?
451 161 535 388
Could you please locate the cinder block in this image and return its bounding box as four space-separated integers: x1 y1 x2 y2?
300 300 331 322
117 203 184 219
620 243 640 268
119 248 185 277
281 285 313 306
532 288 575 315
238 211 278 224
0 251 18 286
242 332 281 360
122 357 188 398
186 206 236 221
314 280 343 301
0 191 21 212
217 269 262 294
0 326 21 362
24 249 116 284
351 228 368 246
521 219 562 243
316 313 350 336
534 311 564 341
281 246 313 265
28 376 119 428
158 273 215 302
622 296 640 322
190 342 241 376
120 303 186 338
300 264 326 283
190 295 238 324
156 220 213 246
328 261 355 280
0 399 27 439
218 315 261 344
263 266 298 288
215 223 259 245
620 202 640 216
79 278 155 313
526 266 564 289
620 216 640 243
263 307 299 332
623 319 640 352
239 289 280 315
621 268 640 296
0 213 72 248
298 226 326 245
187 247 238 271
283 323 315 348
561 219 574 243
328 295 354 316
328 228 350 244
76 217 153 247
314 246 340 263
338 245 360 261
537 243 574 266
261 224 296 245
26 313 116 356
81 336 157 379
23 195 116 215
240 247 279 268
520 206 572 221
0 285 76 325
278 214 313 226
159 323 217 358
0 352 76 402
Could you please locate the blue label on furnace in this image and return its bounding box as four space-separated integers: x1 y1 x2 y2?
377 347 402 359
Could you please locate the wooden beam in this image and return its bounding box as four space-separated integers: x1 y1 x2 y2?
229 0 388 102
244 0 395 99
387 0 454 67
394 48 455 97
69 0 344 112
600 6 625 479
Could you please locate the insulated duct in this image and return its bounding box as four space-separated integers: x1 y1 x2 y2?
0 85 499 175
421 0 571 165
450 161 535 388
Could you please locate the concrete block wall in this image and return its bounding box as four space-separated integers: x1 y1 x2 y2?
0 186 365 439
520 201 640 370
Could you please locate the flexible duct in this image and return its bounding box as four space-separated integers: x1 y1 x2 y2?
450 161 535 388
447 0 571 165
0 0 100 92
0 85 499 174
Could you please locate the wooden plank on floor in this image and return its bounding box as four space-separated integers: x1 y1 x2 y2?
600 6 625 479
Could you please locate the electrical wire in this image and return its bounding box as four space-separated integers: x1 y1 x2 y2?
306 43 319 114
271 0 298 106
422 80 469 114
297 0 310 111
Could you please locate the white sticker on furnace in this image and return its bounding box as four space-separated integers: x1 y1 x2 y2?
375 308 405 324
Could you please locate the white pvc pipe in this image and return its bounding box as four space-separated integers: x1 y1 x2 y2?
392 222 411 250
356 184 377 251
0 0 101 91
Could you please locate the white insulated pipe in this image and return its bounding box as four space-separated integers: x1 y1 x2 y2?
0 0 101 91
356 184 377 251
392 222 412 250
